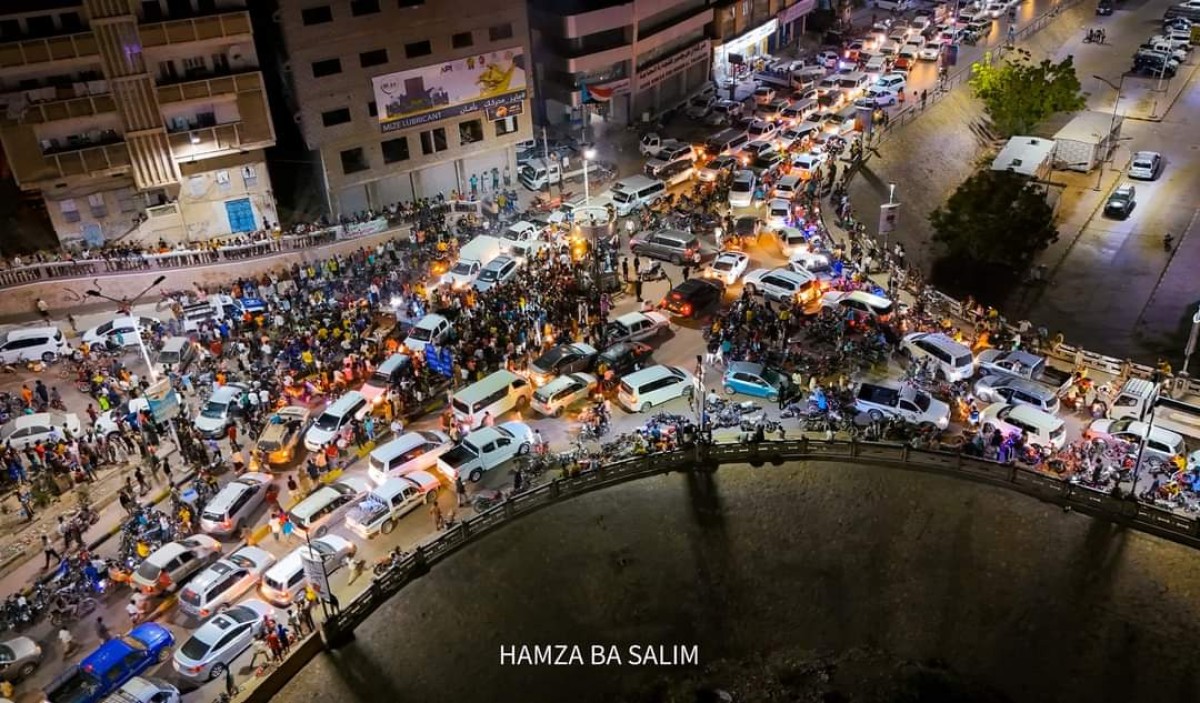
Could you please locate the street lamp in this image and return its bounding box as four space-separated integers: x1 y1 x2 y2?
582 147 596 205
1092 73 1125 192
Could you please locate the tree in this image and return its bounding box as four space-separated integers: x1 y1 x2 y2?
928 170 1058 299
969 51 1086 137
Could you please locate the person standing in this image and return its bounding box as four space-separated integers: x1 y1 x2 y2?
455 476 467 507
41 534 60 570
95 617 112 642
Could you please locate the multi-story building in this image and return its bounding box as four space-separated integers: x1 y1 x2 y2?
530 0 714 127
277 0 533 216
710 0 816 83
0 0 277 249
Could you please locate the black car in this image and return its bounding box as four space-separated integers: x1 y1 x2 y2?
595 341 653 379
1104 184 1136 219
1132 53 1177 77
528 342 599 384
661 278 724 319
1096 0 1113 14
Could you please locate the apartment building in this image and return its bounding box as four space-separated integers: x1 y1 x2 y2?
277 0 533 216
0 0 277 249
711 0 816 82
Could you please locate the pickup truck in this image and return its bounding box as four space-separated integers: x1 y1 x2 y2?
518 157 607 191
855 382 950 428
437 422 535 482
345 472 440 538
47 624 174 703
973 349 1073 393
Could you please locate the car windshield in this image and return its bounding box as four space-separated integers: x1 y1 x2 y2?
1133 160 1153 169
478 268 498 282
713 259 735 272
313 412 341 431
1108 419 1134 434
200 400 227 419
914 393 931 411
731 180 752 193
408 327 433 342
611 190 633 204
450 262 472 275
180 587 203 606
537 347 567 366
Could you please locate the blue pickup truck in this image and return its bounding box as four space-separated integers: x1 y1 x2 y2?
45 624 174 703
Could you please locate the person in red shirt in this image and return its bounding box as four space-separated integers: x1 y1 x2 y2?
226 423 239 450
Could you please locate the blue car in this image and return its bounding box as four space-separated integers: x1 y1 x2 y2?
722 361 788 401
47 623 175 703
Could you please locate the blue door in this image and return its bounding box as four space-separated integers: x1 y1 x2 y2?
225 198 254 233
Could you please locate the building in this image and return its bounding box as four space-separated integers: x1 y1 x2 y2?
710 0 816 83
0 0 278 249
991 136 1055 181
277 0 533 216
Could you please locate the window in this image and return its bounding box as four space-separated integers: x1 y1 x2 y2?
488 23 513 41
59 12 83 32
404 40 431 58
321 108 352 127
311 58 342 78
350 0 380 15
494 115 519 136
0 20 19 40
367 101 377 117
116 188 137 213
459 119 483 145
419 128 447 155
87 193 107 218
340 148 369 174
59 199 80 224
397 0 425 7
301 6 333 25
452 31 473 48
242 165 257 187
359 49 388 68
381 137 410 164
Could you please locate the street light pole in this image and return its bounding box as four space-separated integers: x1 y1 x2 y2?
1092 73 1124 192
582 147 596 206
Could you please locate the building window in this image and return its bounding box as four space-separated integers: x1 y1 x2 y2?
301 6 333 25
382 137 410 164
321 108 352 127
397 0 425 7
350 0 380 15
59 12 83 32
359 49 388 68
419 128 447 155
311 58 342 78
488 23 513 41
405 40 432 58
116 188 137 213
340 148 369 174
59 199 81 224
242 165 258 187
495 115 519 136
87 194 107 219
742 0 749 17
452 31 473 48
459 119 483 145
367 101 377 117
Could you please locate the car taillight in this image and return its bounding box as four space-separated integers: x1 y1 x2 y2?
200 608 210 617
191 665 204 673
681 304 692 316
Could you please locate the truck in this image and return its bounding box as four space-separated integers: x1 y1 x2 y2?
973 349 1074 394
344 473 440 538
854 382 950 428
1106 378 1200 440
500 220 545 253
518 157 605 190
638 133 691 158
441 235 504 289
436 422 535 482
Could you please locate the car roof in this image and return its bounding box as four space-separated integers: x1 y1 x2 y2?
727 360 766 374
415 313 448 329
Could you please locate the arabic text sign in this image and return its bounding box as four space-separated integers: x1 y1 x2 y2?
373 47 526 131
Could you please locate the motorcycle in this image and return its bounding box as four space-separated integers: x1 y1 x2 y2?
637 261 667 282
472 489 509 513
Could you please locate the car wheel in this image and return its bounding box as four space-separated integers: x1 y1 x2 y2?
156 647 172 663
381 518 397 534
469 468 483 483
639 402 650 413
315 524 329 538
17 662 36 680
671 254 683 265
209 662 227 681
518 442 531 455
724 385 736 395
869 409 883 422
768 392 779 402
41 351 55 363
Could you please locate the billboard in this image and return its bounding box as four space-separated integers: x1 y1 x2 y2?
372 47 527 133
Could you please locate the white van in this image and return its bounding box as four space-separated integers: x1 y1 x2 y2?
442 235 504 289
450 369 533 428
155 336 196 376
980 403 1067 450
900 332 975 382
180 300 225 332
617 365 696 413
609 175 667 216
287 476 371 537
259 535 354 606
0 325 68 364
402 313 451 353
836 71 871 99
304 390 369 451
360 353 409 405
367 430 453 486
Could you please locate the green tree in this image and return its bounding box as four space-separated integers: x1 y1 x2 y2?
928 170 1058 298
969 51 1086 136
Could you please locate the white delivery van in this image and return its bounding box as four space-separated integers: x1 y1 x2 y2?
442 235 504 289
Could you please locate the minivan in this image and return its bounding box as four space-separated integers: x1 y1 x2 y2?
199 472 272 536
360 353 409 405
259 536 354 606
367 430 453 485
618 365 696 413
0 325 68 364
193 383 249 438
980 403 1067 450
703 128 750 156
836 71 871 99
643 156 695 186
629 229 702 265
304 390 369 451
287 477 371 537
900 332 975 382
791 67 826 91
155 336 196 376
609 175 667 216
450 369 533 428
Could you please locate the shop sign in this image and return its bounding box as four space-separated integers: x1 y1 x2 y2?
486 100 524 121
338 217 389 240
778 0 817 24
637 40 711 90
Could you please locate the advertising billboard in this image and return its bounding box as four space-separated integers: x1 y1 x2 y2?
372 47 527 133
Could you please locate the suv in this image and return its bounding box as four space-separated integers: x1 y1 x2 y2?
595 341 653 378
661 278 724 319
473 255 522 293
899 332 974 381
643 156 695 186
629 229 702 265
132 536 222 595
743 268 820 305
178 546 275 619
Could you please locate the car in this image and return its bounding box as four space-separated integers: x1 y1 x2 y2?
530 373 598 416
0 412 81 450
684 94 716 119
743 267 821 305
765 198 792 230
697 154 739 182
729 215 764 248
173 600 275 681
973 349 1072 391
1164 16 1194 32
772 174 804 200
1128 151 1162 180
706 99 743 125
194 383 250 438
1132 52 1178 77
753 85 776 104
473 255 522 293
1084 419 1186 462
0 325 69 365
819 290 896 320
856 87 898 107
722 361 788 401
660 278 724 319
918 43 942 60
402 313 452 353
774 226 809 258
787 248 836 279
437 421 535 481
758 98 790 121
287 476 372 538
528 342 598 386
629 229 703 265
604 311 670 345
1104 184 1136 219
198 472 273 536
980 403 1067 450
258 535 356 606
776 126 811 152
0 636 42 681
900 332 975 382
973 375 1061 414
247 406 310 472
100 677 180 703
746 119 778 141
595 341 653 378
345 472 441 538
740 139 777 160
728 170 757 208
703 251 751 286
1139 42 1188 64
132 535 222 595
46 624 174 703
816 49 840 68
81 316 159 349
178 546 276 619
750 149 785 178
791 151 826 179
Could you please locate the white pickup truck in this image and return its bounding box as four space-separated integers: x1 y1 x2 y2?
854 382 950 429
436 422 535 482
344 472 441 539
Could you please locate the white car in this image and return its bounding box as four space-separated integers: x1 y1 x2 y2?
605 311 670 345
1127 151 1162 180
765 198 792 229
531 373 597 417
81 315 159 349
1084 419 1186 463
473 254 522 293
791 151 826 179
918 44 942 61
704 251 751 286
345 472 441 538
899 332 975 382
93 397 150 439
728 170 756 208
697 154 739 182
856 87 898 107
402 313 451 353
775 226 809 258
437 421 535 482
173 600 275 681
874 73 907 92
0 412 82 450
772 174 803 200
178 546 276 619
776 127 810 152
367 430 454 485
743 267 819 304
787 248 835 279
820 290 896 319
753 85 776 104
746 119 778 141
287 476 372 538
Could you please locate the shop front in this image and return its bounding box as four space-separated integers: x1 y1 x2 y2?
713 19 778 82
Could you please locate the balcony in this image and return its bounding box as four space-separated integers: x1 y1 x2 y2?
0 32 99 70
23 93 116 124
638 5 714 44
156 70 262 105
47 141 131 179
166 120 251 158
139 11 252 48
40 129 123 156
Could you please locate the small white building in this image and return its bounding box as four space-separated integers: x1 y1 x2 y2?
1051 111 1123 173
991 136 1056 180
